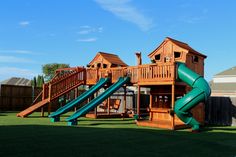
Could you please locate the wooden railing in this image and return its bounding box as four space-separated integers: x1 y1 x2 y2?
50 68 85 100
40 67 86 101
86 63 176 85
138 63 175 84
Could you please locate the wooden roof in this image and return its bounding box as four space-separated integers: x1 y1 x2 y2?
148 37 207 58
89 52 127 66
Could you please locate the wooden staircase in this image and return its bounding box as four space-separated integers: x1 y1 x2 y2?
17 67 86 117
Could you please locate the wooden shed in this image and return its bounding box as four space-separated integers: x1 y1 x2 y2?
88 52 127 69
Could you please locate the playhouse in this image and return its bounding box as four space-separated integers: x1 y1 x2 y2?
17 37 210 131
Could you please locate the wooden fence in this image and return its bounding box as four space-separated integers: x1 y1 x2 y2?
205 96 236 126
0 84 42 111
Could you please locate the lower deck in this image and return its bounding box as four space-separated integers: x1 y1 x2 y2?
137 103 205 130
86 112 133 119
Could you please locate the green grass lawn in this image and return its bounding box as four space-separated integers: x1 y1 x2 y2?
0 112 236 157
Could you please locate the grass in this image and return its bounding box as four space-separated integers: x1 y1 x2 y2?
1 112 236 157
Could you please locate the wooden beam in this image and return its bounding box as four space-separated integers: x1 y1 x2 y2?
123 86 127 114
149 93 153 121
41 107 44 117
171 83 175 130
107 98 110 115
48 102 51 115
137 85 141 118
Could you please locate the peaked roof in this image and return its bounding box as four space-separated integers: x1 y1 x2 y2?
210 82 236 92
0 77 31 86
215 66 236 76
89 52 127 66
148 37 207 58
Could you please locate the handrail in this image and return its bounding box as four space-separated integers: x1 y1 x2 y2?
50 69 86 100
86 63 176 84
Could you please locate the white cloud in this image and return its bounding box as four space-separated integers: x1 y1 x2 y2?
178 16 204 24
94 0 153 31
77 26 103 34
19 21 30 27
0 67 38 81
0 55 36 63
76 38 97 42
0 50 32 54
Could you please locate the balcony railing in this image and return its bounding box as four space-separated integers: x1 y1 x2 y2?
86 63 176 85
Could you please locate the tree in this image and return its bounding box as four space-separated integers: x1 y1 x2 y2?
42 63 70 82
31 75 44 87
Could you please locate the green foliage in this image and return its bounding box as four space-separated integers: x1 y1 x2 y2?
42 63 70 81
31 75 44 87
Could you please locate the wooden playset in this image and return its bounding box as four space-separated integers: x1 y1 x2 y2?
17 37 210 131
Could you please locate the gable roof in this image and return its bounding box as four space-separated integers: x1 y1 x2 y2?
0 77 31 86
210 82 236 92
89 52 127 66
148 37 207 58
215 66 236 76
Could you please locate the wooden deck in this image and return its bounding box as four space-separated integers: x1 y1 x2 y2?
86 112 133 119
86 62 176 85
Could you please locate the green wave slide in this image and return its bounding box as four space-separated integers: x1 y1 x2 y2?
174 63 211 131
66 77 130 125
49 77 110 122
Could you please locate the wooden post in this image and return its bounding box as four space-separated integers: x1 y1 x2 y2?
48 102 51 115
74 88 78 112
107 98 110 115
149 93 153 121
137 85 141 118
123 86 127 119
94 91 98 118
41 107 44 117
171 83 175 130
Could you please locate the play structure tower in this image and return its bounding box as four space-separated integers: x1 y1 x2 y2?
17 37 210 131
136 37 210 130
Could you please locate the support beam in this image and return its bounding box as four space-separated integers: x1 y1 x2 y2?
48 102 51 115
123 86 127 114
137 85 141 118
171 84 175 130
149 93 153 121
41 107 44 117
107 98 110 115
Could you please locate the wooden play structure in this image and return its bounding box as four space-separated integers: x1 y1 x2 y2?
17 37 210 130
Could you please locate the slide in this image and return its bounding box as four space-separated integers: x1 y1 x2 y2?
174 63 211 131
66 77 130 125
49 78 110 122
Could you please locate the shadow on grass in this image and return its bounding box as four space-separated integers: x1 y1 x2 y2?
0 125 236 157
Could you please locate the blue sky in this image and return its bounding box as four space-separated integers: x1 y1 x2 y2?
0 0 235 81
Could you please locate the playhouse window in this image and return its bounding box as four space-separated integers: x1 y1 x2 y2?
97 63 101 68
103 64 107 68
154 54 161 61
174 51 181 58
192 56 199 63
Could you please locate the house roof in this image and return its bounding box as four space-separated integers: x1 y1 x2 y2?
215 66 236 76
89 52 127 66
148 37 207 58
210 82 236 92
0 77 31 86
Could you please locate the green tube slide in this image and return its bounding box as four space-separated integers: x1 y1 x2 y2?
66 77 130 125
174 63 211 131
48 78 110 122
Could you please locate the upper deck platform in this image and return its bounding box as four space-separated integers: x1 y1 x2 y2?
86 62 176 86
